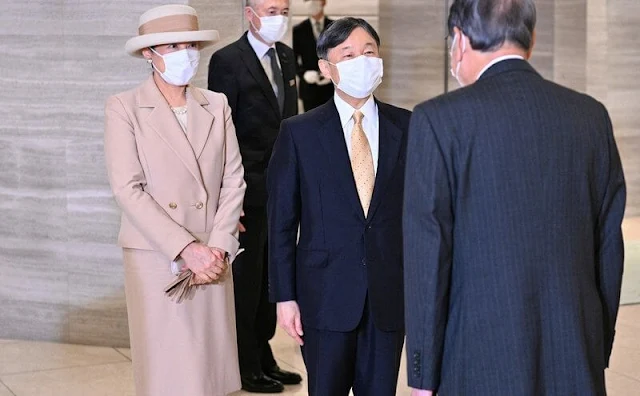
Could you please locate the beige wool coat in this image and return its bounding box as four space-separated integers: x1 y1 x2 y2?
104 75 246 396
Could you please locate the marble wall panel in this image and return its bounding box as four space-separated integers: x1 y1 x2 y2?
606 0 640 138
586 0 608 102
0 238 69 342
67 243 128 347
62 0 172 36
529 0 555 81
378 0 446 110
0 37 66 140
553 0 587 92
0 0 63 36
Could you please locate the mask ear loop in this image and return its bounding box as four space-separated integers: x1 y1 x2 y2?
450 33 467 81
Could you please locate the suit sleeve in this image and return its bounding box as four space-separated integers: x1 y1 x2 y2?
104 96 196 260
403 106 454 391
208 53 239 120
267 120 301 303
206 95 247 260
595 105 626 367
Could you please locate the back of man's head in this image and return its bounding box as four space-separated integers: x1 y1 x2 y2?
448 0 536 52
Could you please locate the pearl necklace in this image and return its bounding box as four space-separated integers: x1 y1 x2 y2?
171 106 187 115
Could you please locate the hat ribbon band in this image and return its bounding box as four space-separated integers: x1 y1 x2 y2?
139 15 199 35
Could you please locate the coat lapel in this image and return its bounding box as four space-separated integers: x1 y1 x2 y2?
316 100 366 220
367 103 403 221
138 76 204 187
238 33 281 117
186 87 214 159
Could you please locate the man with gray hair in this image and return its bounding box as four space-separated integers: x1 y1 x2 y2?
208 0 301 393
404 0 626 395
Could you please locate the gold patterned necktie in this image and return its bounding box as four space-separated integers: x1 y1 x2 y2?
351 110 375 217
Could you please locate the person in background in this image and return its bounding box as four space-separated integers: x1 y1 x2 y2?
293 0 334 111
403 0 626 395
207 0 301 393
104 4 246 396
268 17 411 396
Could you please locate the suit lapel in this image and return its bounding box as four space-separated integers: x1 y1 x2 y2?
316 100 366 220
303 19 316 45
186 87 214 160
138 76 204 187
367 103 403 221
238 34 281 117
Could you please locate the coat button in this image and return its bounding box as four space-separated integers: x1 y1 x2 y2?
168 202 177 209
195 202 204 209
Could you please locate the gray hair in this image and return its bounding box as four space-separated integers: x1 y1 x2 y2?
448 0 536 51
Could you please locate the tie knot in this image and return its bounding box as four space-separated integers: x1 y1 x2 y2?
266 47 276 59
353 110 364 125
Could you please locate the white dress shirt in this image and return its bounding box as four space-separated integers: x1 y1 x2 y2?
247 31 282 97
310 17 324 39
477 55 525 80
334 93 379 175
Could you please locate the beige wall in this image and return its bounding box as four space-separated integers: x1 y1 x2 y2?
0 0 638 347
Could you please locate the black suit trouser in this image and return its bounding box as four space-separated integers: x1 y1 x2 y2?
232 205 277 376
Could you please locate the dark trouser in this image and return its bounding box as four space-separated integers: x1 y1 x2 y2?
232 206 277 377
301 299 405 396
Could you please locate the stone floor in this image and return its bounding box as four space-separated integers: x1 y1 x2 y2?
0 305 639 396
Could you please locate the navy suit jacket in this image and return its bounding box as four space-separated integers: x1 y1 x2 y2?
404 59 626 395
268 98 411 332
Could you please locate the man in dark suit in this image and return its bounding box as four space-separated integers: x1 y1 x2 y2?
207 0 301 393
293 0 334 111
404 1 626 395
268 18 411 396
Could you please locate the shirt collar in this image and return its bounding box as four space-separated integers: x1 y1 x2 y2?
334 93 377 129
311 16 324 27
247 30 275 59
477 55 525 80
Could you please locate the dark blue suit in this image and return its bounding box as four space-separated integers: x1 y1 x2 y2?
268 98 411 395
404 59 626 395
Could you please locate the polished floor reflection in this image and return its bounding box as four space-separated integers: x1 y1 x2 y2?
0 217 638 396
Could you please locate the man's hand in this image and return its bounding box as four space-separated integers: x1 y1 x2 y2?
277 301 304 346
303 70 319 84
238 210 246 233
411 389 434 396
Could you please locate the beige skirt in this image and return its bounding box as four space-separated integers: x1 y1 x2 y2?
123 248 241 396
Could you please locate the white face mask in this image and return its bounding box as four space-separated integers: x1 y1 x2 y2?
150 47 200 86
331 55 384 99
449 33 466 87
250 8 289 44
306 1 324 17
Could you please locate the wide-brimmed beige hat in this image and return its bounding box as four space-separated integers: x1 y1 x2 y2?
125 4 220 58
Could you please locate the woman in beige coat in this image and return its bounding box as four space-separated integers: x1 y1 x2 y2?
104 4 245 396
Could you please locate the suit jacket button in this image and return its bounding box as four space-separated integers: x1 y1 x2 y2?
195 202 204 209
169 202 177 210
